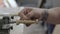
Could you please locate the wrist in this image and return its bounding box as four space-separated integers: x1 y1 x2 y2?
40 9 49 21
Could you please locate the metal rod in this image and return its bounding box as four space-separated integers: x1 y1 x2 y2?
16 19 38 25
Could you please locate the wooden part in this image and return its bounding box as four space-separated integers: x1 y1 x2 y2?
16 19 38 25
53 24 60 34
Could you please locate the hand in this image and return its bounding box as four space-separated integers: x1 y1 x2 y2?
18 7 45 26
18 7 45 20
18 7 33 20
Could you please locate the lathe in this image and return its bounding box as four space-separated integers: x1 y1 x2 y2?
0 7 47 34
0 7 24 34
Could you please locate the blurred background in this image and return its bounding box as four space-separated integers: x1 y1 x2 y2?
0 0 60 34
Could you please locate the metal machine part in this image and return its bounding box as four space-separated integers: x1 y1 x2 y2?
0 16 13 34
16 19 38 27
0 7 24 34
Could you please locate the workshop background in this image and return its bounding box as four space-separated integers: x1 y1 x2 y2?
0 0 60 34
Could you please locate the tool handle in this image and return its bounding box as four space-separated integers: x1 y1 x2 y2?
16 19 38 25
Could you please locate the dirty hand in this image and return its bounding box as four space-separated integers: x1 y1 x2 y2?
18 7 45 26
18 7 45 20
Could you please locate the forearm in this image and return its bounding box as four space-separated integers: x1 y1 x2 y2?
46 7 60 24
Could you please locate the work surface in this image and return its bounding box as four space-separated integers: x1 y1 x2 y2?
10 23 46 34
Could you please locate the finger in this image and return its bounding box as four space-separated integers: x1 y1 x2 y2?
20 14 30 20
18 8 33 20
18 8 27 16
26 11 35 20
21 17 30 20
24 8 33 15
26 12 40 20
18 8 32 16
